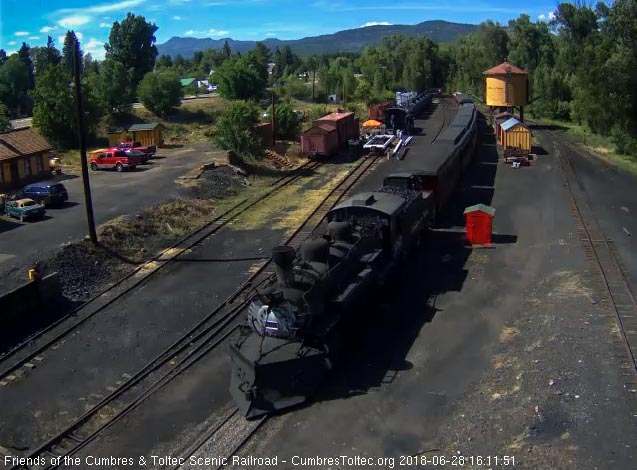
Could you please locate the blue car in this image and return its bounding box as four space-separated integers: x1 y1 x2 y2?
21 181 69 207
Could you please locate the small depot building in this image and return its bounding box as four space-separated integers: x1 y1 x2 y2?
0 127 53 191
499 117 531 153
107 123 165 148
464 204 496 246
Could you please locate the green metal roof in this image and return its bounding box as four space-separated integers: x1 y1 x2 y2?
180 78 196 87
127 122 162 131
464 204 496 216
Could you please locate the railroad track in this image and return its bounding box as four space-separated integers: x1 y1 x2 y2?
172 409 267 470
554 139 637 392
7 154 381 470
0 159 323 380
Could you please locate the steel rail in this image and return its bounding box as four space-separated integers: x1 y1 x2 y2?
11 155 380 470
554 139 637 377
0 159 322 379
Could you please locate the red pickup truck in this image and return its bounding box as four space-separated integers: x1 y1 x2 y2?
118 141 157 157
89 149 142 172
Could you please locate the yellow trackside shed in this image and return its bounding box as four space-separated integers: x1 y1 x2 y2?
0 128 53 191
500 117 532 153
106 123 165 148
127 123 164 147
106 128 127 147
483 61 529 108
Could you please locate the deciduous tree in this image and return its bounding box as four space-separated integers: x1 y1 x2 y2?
105 13 158 88
137 70 182 116
214 100 262 158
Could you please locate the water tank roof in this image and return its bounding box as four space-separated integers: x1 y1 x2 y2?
483 61 528 75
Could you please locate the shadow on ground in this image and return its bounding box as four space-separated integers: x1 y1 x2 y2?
0 296 83 356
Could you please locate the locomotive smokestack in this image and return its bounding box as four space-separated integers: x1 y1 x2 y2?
272 246 295 287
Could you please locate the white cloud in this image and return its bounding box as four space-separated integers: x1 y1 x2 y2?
8 41 16 46
185 28 229 37
208 28 229 37
40 26 57 33
84 38 106 60
538 11 556 22
79 0 146 14
173 16 182 20
361 21 392 27
29 36 41 40
14 31 30 36
58 16 91 28
265 32 276 37
99 23 111 28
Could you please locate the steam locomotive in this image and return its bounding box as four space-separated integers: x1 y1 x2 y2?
229 95 478 418
230 181 435 418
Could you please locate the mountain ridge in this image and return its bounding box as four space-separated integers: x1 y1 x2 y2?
157 20 478 57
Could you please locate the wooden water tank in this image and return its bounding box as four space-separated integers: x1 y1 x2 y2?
483 61 529 107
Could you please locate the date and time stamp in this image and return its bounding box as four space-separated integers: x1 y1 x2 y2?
4 453 518 468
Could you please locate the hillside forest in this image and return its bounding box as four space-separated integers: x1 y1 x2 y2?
0 1 635 157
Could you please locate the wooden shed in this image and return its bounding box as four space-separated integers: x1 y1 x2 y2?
500 118 532 153
127 123 164 147
301 125 339 158
493 112 515 141
106 128 127 147
0 128 53 191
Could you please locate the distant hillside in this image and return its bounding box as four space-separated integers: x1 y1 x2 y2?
157 20 478 58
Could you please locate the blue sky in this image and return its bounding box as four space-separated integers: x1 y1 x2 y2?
0 0 560 58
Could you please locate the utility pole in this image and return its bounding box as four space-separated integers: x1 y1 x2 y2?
312 68 316 103
73 39 97 244
271 90 276 147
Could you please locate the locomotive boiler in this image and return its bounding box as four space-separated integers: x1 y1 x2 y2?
230 184 435 418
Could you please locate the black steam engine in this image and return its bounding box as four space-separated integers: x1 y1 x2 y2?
230 184 435 418
230 94 479 418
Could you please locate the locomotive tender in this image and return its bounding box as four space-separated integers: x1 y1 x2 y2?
229 96 478 418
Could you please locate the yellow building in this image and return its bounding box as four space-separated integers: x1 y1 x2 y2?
106 123 165 148
500 117 532 154
127 123 164 147
106 128 127 147
483 61 529 120
0 128 53 191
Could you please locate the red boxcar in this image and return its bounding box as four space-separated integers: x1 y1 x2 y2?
301 125 339 158
314 112 357 147
368 101 394 120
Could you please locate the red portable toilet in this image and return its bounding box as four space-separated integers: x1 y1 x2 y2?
464 204 496 245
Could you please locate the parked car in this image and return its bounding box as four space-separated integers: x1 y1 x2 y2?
117 141 156 157
21 181 69 207
123 148 149 164
89 149 142 172
5 198 46 222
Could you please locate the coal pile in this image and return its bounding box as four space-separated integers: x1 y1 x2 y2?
186 165 249 200
38 242 126 301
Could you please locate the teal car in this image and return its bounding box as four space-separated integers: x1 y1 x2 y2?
4 198 46 222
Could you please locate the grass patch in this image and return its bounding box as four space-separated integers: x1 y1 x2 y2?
132 95 230 145
533 117 637 175
230 164 352 233
98 198 218 261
